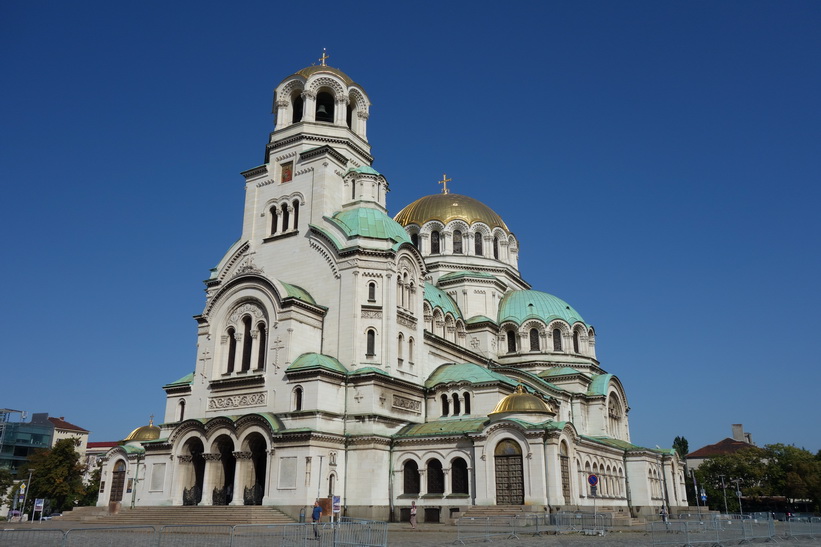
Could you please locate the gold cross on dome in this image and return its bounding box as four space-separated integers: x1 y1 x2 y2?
149 414 154 426
438 173 452 194
319 48 329 66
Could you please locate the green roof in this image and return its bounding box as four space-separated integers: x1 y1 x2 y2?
439 271 497 282
586 374 613 396
287 353 348 374
395 418 488 438
426 363 517 389
498 290 586 327
164 372 194 388
540 367 583 378
424 283 462 319
346 165 381 176
350 366 390 377
279 281 318 305
466 315 496 325
327 208 411 248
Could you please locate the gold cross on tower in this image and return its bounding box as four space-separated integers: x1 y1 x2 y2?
319 48 329 66
438 173 452 194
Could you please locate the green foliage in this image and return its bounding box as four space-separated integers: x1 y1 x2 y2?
78 465 101 507
673 436 689 459
18 438 87 512
695 444 821 512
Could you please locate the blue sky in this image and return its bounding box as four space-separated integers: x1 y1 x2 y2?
2 1 819 454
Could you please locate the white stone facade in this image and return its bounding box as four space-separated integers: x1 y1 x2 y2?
98 60 688 520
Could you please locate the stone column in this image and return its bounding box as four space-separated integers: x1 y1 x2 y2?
232 451 253 506
201 453 222 506
173 455 193 506
301 90 316 123
263 448 276 505
418 469 427 496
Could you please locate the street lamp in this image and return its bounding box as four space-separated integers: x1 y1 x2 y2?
731 478 743 516
719 474 729 515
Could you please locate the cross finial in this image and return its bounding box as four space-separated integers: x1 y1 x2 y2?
319 48 329 66
149 414 154 426
438 173 452 194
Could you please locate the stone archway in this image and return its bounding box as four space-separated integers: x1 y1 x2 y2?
494 439 524 505
241 433 267 505
211 435 236 505
181 438 205 505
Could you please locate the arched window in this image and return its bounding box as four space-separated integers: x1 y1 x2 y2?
493 236 499 259
408 337 414 364
453 230 463 254
328 474 336 497
366 329 376 357
368 282 376 302
403 461 420 494
315 91 334 122
463 392 471 414
226 327 237 373
427 459 445 494
441 394 450 416
256 321 267 370
553 328 562 351
411 233 419 248
241 316 253 372
292 200 299 230
573 331 580 354
529 328 540 351
397 333 404 365
451 457 469 494
452 393 461 415
177 400 186 421
474 233 483 256
292 93 303 123
281 203 290 231
269 206 278 235
294 387 303 411
430 231 440 254
506 330 517 353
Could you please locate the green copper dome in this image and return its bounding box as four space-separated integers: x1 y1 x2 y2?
424 283 462 319
328 208 412 246
498 290 586 327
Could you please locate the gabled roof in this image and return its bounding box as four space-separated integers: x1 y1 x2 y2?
686 438 758 459
164 372 194 388
395 417 489 438
287 353 347 374
47 417 89 433
426 363 517 389
424 283 462 319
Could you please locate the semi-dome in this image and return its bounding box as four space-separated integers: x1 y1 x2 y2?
498 290 586 327
394 193 509 231
293 64 355 86
489 384 555 415
123 419 160 442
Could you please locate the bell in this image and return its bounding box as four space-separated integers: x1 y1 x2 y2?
316 104 332 122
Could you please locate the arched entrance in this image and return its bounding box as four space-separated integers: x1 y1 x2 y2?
494 439 524 505
243 433 267 505
182 438 205 505
212 435 236 505
110 460 126 503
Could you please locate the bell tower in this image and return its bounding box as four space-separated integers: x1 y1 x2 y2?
238 52 380 244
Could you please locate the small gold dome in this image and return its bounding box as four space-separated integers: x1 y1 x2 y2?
294 65 354 86
490 385 555 415
123 418 160 442
394 193 509 231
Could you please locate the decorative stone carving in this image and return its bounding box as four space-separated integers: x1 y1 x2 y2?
233 451 253 460
361 310 383 319
208 392 266 410
392 394 421 413
203 453 221 462
177 455 193 463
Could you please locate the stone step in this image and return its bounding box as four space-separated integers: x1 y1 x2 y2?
58 505 295 526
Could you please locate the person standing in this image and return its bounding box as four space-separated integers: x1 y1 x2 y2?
312 501 323 538
409 500 417 530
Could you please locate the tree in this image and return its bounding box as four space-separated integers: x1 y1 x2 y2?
673 436 689 459
18 438 87 512
78 465 101 507
695 446 767 512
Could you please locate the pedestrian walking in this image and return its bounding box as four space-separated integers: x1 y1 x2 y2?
409 500 417 530
312 501 323 538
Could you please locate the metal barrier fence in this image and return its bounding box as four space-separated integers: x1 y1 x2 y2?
0 520 389 547
650 515 782 546
455 512 612 543
784 515 820 540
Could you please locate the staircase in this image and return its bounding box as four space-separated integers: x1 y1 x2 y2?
459 505 526 518
57 505 295 526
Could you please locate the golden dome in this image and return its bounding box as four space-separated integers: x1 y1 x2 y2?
123 418 161 442
394 193 509 231
489 385 555 415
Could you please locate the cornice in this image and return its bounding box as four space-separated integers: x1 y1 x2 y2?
299 144 348 165
209 374 265 392
267 133 372 164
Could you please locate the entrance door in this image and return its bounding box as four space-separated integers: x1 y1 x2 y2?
110 460 126 502
494 439 524 505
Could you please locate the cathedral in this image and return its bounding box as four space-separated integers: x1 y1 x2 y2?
98 57 688 521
